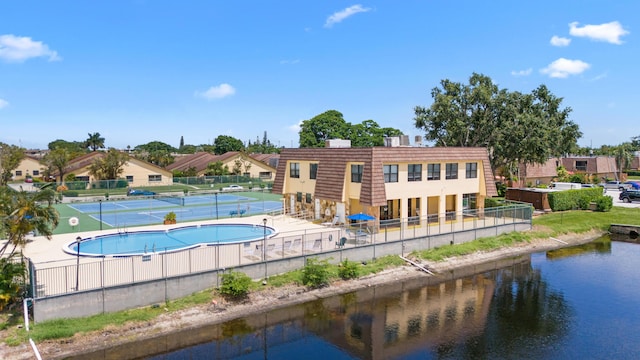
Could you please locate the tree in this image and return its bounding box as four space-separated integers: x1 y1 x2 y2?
414 73 581 181
42 148 72 183
88 148 129 180
214 135 244 155
298 110 403 148
204 161 229 176
133 141 176 166
0 187 59 257
48 139 86 156
0 143 26 186
179 136 185 150
299 110 351 148
85 132 105 152
614 143 634 180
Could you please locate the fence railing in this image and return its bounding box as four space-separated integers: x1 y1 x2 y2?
31 204 532 299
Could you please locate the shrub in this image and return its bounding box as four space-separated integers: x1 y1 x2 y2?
338 259 359 280
595 195 613 212
164 212 176 222
302 258 330 289
56 184 68 192
62 190 79 197
547 187 603 211
0 255 26 311
219 271 252 299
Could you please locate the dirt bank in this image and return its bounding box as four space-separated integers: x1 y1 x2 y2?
0 229 604 360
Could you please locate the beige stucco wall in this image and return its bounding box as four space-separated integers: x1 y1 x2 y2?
74 160 173 187
13 157 43 180
220 156 276 181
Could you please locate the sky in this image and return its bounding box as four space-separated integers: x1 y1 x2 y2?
0 1 637 151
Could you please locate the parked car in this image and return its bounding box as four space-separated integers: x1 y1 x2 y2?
127 189 156 196
222 184 244 192
600 181 632 191
623 181 640 190
619 190 640 203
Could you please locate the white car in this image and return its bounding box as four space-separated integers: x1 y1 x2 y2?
222 184 244 191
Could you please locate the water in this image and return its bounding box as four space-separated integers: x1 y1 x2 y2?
70 236 640 359
70 224 274 256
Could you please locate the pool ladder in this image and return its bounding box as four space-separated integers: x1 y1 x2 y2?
118 225 128 237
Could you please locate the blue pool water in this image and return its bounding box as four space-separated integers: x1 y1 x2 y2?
68 224 275 256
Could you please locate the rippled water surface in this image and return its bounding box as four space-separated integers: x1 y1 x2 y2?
72 236 640 359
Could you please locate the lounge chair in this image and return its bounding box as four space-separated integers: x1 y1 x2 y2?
321 216 340 227
244 244 263 261
335 237 347 248
304 239 323 253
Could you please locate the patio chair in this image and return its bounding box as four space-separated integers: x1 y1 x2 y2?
244 244 263 261
321 216 340 227
304 239 323 253
335 237 347 248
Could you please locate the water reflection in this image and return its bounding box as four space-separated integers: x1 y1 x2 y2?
70 235 640 359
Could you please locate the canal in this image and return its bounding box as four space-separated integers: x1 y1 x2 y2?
71 235 640 359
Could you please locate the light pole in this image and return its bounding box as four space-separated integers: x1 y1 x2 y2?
214 192 219 220
263 218 268 282
75 236 82 291
99 199 103 230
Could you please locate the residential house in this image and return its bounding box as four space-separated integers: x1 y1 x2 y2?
12 156 43 181
561 156 619 182
167 151 278 181
61 152 173 187
272 143 497 229
515 158 560 187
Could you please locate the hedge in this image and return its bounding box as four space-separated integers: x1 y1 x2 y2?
547 187 604 211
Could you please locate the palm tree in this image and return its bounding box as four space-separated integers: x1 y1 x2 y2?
614 143 633 180
86 132 105 152
0 187 59 257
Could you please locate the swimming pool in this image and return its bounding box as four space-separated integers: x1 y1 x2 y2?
65 223 276 257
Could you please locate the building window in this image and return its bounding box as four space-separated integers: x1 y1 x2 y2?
351 164 363 183
33 170 40 176
445 163 458 180
15 170 22 176
427 164 440 180
296 192 302 202
306 193 312 203
310 163 318 180
126 175 134 183
465 162 477 178
408 164 422 182
259 172 272 179
576 160 587 172
75 176 89 182
384 165 398 183
290 162 300 178
149 175 162 182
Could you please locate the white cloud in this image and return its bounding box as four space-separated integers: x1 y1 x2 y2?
511 68 532 77
324 4 371 28
540 58 590 78
550 35 571 47
0 98 8 109
569 21 629 44
0 34 61 62
195 83 236 100
289 121 302 133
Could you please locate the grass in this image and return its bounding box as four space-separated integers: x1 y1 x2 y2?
5 207 640 346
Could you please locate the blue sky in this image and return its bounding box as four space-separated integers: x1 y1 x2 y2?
0 1 637 150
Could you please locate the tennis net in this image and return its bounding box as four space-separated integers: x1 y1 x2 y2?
156 195 185 206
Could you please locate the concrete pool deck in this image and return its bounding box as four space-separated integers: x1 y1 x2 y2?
17 214 328 266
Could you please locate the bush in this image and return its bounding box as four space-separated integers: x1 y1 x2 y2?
302 258 330 288
62 190 79 197
595 195 613 212
219 271 252 299
547 187 603 211
338 259 359 280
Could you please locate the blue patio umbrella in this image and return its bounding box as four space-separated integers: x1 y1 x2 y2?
347 213 375 221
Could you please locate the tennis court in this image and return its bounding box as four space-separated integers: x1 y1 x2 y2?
66 193 283 228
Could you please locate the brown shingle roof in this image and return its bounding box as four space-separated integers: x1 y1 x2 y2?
273 147 497 206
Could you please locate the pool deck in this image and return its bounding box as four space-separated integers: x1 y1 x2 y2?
16 214 327 267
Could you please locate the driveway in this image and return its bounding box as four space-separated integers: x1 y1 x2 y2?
605 189 640 208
